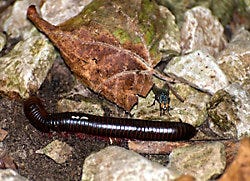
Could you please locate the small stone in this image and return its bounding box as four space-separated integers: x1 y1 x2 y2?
0 153 18 170
81 146 180 181
0 169 28 181
0 129 8 141
181 6 227 56
219 137 250 181
168 142 226 181
164 50 229 94
36 140 73 164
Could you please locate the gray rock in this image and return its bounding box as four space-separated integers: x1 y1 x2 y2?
0 169 28 181
217 27 250 91
1 0 40 39
168 142 226 181
181 6 227 56
40 0 92 25
164 50 229 94
81 146 179 181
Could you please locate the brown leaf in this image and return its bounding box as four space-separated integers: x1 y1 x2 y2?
26 1 172 111
219 137 250 181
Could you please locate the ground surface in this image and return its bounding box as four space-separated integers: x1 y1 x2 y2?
1 58 168 180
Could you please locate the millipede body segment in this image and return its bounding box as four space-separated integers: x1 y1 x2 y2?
23 97 197 141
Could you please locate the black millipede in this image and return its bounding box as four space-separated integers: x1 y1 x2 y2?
23 96 197 141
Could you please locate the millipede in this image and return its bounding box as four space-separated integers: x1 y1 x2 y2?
23 96 197 141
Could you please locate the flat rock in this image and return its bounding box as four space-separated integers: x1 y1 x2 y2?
36 140 73 164
164 50 229 94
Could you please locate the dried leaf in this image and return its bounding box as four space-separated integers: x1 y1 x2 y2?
26 0 176 111
219 137 250 181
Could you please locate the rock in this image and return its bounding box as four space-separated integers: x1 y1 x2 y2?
207 90 239 139
164 50 229 94
131 78 171 121
0 32 6 52
155 0 211 27
0 30 56 99
0 169 28 181
36 140 73 164
219 137 250 181
0 152 18 170
157 5 181 56
0 129 8 141
217 27 250 91
1 0 40 39
181 6 227 56
81 146 179 181
168 142 226 181
225 83 250 138
57 98 105 116
166 83 210 126
40 0 92 25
